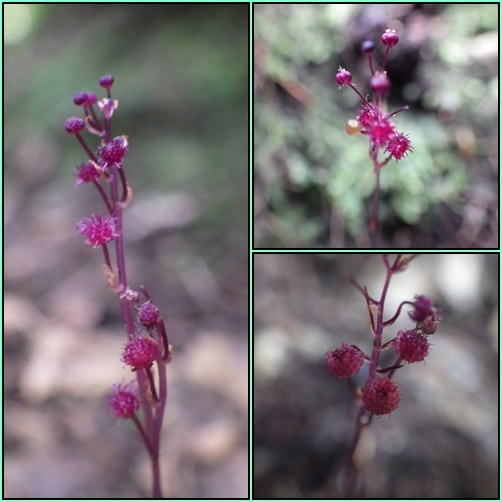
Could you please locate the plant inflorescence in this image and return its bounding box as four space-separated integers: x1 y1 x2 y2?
65 75 171 498
325 254 441 495
336 28 413 245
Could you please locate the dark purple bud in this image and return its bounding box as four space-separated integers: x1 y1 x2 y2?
73 92 88 106
64 117 85 134
361 40 375 54
99 74 115 89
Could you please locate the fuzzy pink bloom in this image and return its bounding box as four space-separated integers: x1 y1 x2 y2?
362 377 400 415
408 295 434 322
395 329 430 363
76 213 120 248
369 118 395 147
386 133 413 160
122 336 159 370
108 381 139 419
326 342 364 379
137 301 161 329
99 135 128 167
75 161 100 185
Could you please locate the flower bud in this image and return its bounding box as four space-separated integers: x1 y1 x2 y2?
64 117 85 134
381 29 399 48
335 67 352 87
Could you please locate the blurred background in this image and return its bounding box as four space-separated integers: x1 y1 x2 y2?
4 4 248 498
254 4 499 248
254 253 498 498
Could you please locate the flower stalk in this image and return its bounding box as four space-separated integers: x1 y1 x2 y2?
336 29 413 245
66 75 171 498
325 254 442 496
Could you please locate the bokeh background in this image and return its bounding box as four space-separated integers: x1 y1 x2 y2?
254 4 499 248
254 253 498 498
4 4 249 498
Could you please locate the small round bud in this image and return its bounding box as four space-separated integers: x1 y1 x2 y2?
86 92 98 105
64 117 85 134
361 40 375 54
335 67 352 87
73 92 88 106
370 72 391 96
122 335 159 370
381 29 399 48
346 119 362 136
326 342 364 379
99 74 115 89
395 329 429 363
362 377 400 415
137 301 161 329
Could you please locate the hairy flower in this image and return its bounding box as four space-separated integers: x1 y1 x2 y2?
122 335 159 370
362 377 400 415
108 381 139 419
99 135 128 167
137 301 161 329
409 295 434 322
76 213 120 247
326 342 364 379
75 161 101 185
395 329 429 363
386 133 413 160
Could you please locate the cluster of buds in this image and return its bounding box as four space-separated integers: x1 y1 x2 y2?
336 28 412 166
64 76 172 421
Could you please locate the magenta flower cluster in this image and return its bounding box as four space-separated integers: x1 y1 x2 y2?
65 75 170 498
325 255 442 416
336 29 412 163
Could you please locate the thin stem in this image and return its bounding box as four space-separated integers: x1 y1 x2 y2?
75 133 98 163
369 168 381 246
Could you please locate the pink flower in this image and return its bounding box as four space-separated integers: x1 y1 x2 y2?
326 342 364 379
362 377 400 415
408 295 434 322
386 133 413 160
108 381 139 419
75 161 100 185
137 301 161 329
122 335 159 370
99 135 128 167
76 213 120 248
395 329 429 363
